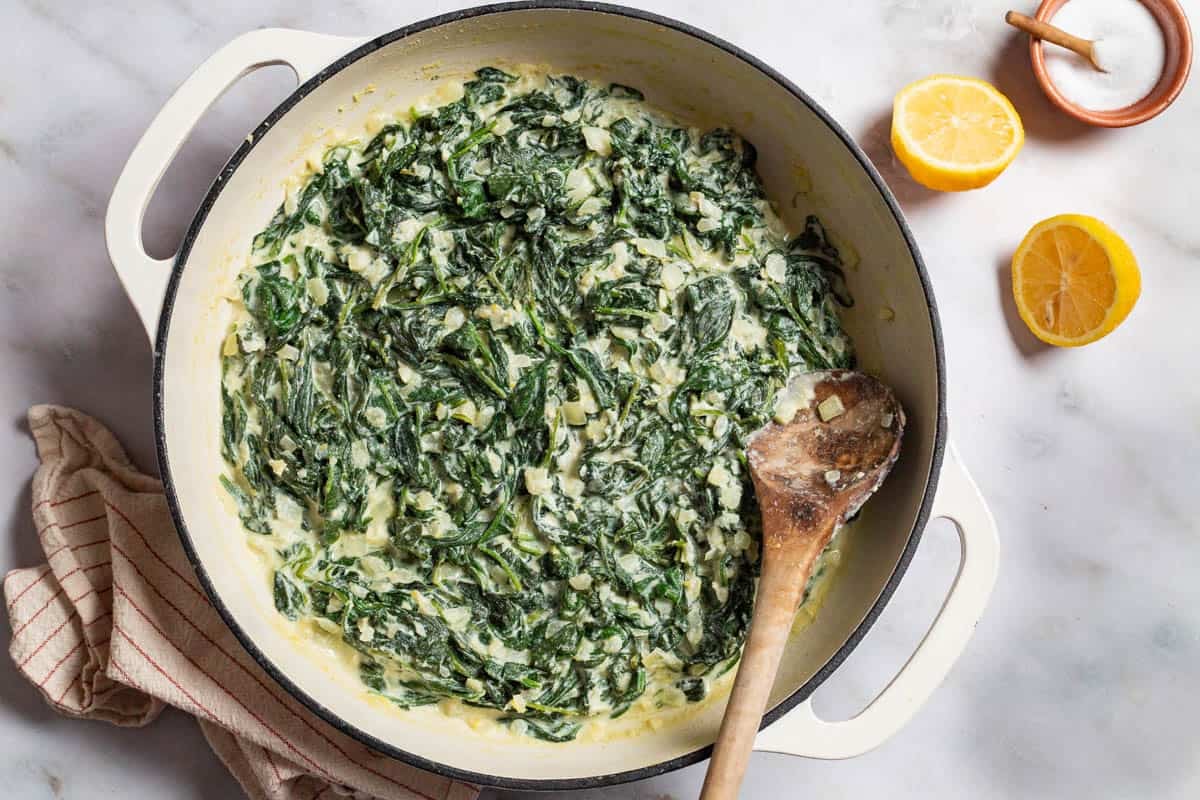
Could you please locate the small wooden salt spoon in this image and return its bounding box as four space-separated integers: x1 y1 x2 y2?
1005 10 1108 72
700 370 904 800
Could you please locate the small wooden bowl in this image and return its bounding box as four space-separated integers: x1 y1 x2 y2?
1030 0 1193 127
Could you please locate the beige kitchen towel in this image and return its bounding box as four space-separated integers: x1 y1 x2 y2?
5 405 480 800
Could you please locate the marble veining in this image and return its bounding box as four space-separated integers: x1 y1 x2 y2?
0 1 1197 798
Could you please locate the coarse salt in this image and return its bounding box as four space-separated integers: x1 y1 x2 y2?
1044 0 1165 111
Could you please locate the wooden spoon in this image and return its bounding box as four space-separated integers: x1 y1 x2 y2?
1005 10 1108 72
699 370 904 800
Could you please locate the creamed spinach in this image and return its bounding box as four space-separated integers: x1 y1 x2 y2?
220 68 854 742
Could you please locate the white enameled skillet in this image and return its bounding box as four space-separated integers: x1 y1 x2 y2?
105 3 999 790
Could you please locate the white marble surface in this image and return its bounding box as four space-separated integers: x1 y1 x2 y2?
1 0 1198 798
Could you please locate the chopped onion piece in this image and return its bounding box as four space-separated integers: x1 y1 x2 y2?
817 394 846 422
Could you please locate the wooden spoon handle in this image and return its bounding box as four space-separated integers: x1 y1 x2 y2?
699 555 810 800
1005 10 1094 59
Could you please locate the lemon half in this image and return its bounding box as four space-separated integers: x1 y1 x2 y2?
891 75 1024 192
1011 214 1140 347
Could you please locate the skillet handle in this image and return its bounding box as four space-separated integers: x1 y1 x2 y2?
752 441 999 759
104 28 367 343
